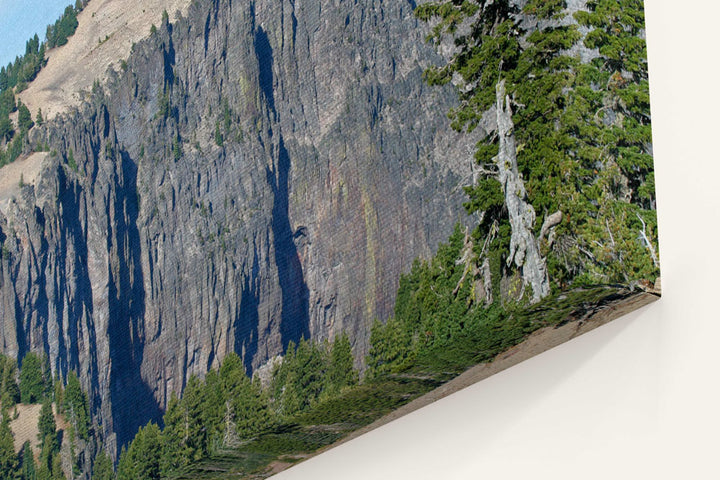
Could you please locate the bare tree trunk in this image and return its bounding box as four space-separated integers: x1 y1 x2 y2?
223 399 239 448
494 80 550 302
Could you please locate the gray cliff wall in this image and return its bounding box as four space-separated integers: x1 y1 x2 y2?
0 0 474 452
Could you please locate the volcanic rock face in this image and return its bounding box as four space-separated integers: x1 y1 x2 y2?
0 0 474 452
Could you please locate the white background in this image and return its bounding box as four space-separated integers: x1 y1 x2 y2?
274 0 720 478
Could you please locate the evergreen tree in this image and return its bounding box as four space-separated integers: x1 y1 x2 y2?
20 352 44 403
272 338 326 416
200 369 225 450
35 108 43 126
415 0 658 287
63 371 89 440
365 317 411 379
160 392 191 475
53 376 64 415
0 416 17 478
160 375 207 471
0 116 12 142
50 451 65 480
0 89 16 115
17 102 33 132
37 399 56 443
325 333 358 394
117 422 162 480
21 441 36 480
1 357 20 407
92 449 114 480
180 376 207 460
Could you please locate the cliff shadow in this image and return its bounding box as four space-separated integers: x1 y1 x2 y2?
266 138 310 352
107 150 161 450
54 164 100 403
254 22 309 353
255 26 276 119
235 259 260 374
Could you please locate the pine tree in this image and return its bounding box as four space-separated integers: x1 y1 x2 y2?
20 352 44 403
64 371 89 440
17 102 33 132
0 416 17 478
160 392 191 475
37 399 56 443
0 87 16 115
21 441 36 480
325 333 358 394
1 357 20 407
272 338 326 416
117 422 162 480
92 449 114 480
416 0 658 288
0 116 12 142
201 369 225 450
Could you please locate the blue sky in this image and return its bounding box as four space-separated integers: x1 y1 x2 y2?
0 0 74 68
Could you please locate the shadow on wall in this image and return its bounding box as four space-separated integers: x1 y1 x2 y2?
107 149 161 448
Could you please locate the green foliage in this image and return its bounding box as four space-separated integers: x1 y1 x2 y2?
17 102 33 132
20 352 46 404
272 338 327 417
416 0 658 287
0 116 12 142
35 432 65 480
365 318 411 379
0 36 44 95
219 353 275 442
324 333 358 395
52 376 64 415
37 399 56 443
0 89 16 116
66 149 78 172
0 417 17 478
1 129 26 166
0 355 20 408
64 371 89 440
173 137 183 161
163 375 207 466
35 108 44 126
157 84 170 118
118 422 162 480
46 5 79 49
92 449 114 480
214 122 224 147
21 441 36 480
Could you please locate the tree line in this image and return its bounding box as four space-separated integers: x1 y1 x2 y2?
115 0 658 476
0 1 88 167
0 352 90 480
114 336 357 479
416 0 658 291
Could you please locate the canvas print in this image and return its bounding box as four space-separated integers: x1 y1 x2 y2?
0 0 659 478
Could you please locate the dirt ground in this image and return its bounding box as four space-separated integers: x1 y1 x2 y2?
18 0 192 121
10 403 42 454
9 402 68 461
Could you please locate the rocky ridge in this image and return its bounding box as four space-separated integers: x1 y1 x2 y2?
0 0 476 454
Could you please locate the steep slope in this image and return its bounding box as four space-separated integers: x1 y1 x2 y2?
0 0 473 455
17 0 192 120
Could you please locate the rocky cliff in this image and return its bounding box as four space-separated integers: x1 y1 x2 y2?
0 0 474 453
